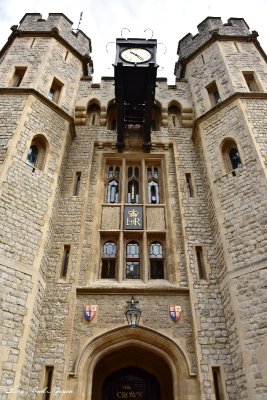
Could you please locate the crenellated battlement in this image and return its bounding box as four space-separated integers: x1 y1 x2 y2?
17 13 91 56
175 17 252 78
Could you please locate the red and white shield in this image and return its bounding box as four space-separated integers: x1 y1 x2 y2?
85 305 97 322
169 306 181 322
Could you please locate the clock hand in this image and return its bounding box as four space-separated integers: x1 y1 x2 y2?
130 51 144 61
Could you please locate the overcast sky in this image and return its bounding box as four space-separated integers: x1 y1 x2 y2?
0 0 267 84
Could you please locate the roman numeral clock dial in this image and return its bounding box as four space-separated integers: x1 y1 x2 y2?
121 48 152 63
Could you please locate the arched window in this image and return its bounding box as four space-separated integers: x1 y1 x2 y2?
106 165 120 203
101 241 117 279
149 241 164 279
126 241 140 279
127 166 140 204
147 166 160 204
26 135 48 170
221 139 242 174
87 103 100 126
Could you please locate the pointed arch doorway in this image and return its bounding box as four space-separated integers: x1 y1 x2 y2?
71 326 199 399
92 345 173 400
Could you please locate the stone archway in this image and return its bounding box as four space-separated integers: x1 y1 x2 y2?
68 326 199 400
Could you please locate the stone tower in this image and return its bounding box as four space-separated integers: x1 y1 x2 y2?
0 13 266 400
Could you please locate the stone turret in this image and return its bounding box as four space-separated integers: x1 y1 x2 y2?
175 17 255 79
18 13 92 56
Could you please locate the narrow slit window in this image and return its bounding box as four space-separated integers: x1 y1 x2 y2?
73 172 81 196
61 245 70 278
185 173 194 197
48 78 63 103
30 38 36 48
195 246 206 280
207 81 221 107
10 67 27 87
243 72 260 92
65 51 69 61
43 366 54 400
212 366 224 400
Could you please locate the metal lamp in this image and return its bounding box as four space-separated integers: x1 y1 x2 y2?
125 296 142 327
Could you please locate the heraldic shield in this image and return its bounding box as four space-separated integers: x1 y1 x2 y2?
169 306 181 322
85 305 97 321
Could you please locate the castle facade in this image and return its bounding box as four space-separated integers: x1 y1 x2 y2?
0 13 266 400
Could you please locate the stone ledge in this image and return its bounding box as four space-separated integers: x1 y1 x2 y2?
76 285 189 295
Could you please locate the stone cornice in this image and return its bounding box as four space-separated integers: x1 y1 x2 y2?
192 91 267 141
0 87 76 138
76 286 189 295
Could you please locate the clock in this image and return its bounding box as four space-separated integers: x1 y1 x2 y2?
120 48 152 63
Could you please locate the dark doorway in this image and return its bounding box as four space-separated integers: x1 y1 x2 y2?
92 345 173 400
102 366 161 400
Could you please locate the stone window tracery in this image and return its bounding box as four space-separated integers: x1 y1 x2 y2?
106 165 120 203
101 158 167 283
147 166 160 204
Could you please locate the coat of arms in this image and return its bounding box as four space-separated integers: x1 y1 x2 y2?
84 305 97 321
169 306 181 322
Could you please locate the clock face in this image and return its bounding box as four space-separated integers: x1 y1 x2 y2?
120 48 152 63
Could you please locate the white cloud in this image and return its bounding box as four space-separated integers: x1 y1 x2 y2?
0 0 266 84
